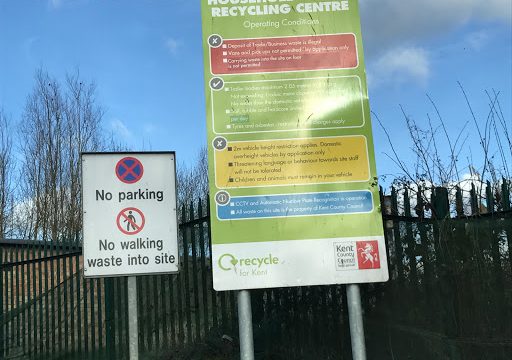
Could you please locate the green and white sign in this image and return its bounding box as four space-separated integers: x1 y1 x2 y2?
201 0 389 291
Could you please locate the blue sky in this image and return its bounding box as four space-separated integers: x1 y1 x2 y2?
0 0 511 185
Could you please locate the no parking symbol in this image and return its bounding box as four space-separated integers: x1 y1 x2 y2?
116 157 144 184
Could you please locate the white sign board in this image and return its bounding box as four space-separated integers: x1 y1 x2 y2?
201 2 389 290
82 152 179 277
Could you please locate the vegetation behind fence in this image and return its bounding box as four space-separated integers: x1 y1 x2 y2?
1 182 511 359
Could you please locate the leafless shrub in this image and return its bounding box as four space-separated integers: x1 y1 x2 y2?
375 84 511 212
16 69 105 241
177 146 209 213
0 109 15 238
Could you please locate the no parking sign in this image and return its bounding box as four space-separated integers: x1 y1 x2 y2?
115 157 144 184
82 152 179 278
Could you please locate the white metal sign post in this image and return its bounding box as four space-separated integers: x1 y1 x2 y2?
238 290 255 360
82 152 179 360
347 284 366 360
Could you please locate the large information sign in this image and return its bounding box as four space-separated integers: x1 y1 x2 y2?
201 0 388 290
82 152 179 278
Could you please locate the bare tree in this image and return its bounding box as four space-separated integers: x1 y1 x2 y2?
176 146 209 213
375 84 511 214
0 109 14 239
18 69 104 242
61 71 104 241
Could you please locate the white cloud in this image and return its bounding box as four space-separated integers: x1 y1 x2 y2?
165 38 180 55
48 0 64 9
110 118 132 140
360 0 511 56
143 123 156 134
50 0 61 7
464 30 490 51
368 47 430 88
475 0 512 22
22 37 39 61
48 0 91 10
360 1 511 87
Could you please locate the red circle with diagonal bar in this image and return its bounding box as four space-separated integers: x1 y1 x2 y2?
115 157 144 184
116 207 145 235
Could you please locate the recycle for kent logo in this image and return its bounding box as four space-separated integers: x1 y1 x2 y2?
218 254 238 271
218 253 280 272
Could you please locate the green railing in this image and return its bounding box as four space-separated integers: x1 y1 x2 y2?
0 200 239 360
1 182 511 359
373 183 512 359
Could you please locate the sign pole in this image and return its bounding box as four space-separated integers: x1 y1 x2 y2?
346 284 367 360
237 290 255 360
128 276 139 360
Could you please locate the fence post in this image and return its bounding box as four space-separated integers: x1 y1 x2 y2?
380 187 392 273
470 183 479 215
486 181 494 214
391 187 404 283
487 181 506 333
433 187 449 219
433 186 461 358
190 202 201 342
502 178 511 211
404 188 417 286
206 198 219 331
198 199 210 338
183 204 193 344
502 179 512 272
176 207 185 346
105 278 115 359
455 187 464 217
0 243 4 357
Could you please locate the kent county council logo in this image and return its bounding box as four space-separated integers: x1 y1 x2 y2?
218 253 281 277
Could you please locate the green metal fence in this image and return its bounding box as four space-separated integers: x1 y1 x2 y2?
0 199 238 359
1 181 511 359
372 182 512 359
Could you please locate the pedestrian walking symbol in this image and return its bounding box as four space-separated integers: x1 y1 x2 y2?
116 157 144 184
116 207 145 235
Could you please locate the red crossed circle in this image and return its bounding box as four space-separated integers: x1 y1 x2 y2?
116 207 145 235
116 157 144 184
